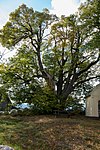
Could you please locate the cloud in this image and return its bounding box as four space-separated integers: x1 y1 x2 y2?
0 3 16 29
0 8 9 29
50 0 86 16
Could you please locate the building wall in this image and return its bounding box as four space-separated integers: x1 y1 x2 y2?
86 84 100 117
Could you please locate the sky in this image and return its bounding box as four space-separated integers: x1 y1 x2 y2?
0 0 86 60
0 0 86 28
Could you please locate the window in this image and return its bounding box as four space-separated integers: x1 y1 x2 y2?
98 100 100 117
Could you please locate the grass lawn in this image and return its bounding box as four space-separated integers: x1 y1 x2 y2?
0 115 100 150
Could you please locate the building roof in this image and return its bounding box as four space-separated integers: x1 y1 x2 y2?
86 84 100 98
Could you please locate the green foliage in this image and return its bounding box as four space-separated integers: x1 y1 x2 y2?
0 4 57 48
0 44 41 104
32 86 57 114
65 96 84 114
79 0 100 50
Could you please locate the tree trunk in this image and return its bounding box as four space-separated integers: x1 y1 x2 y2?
59 73 78 109
57 70 63 96
37 46 55 91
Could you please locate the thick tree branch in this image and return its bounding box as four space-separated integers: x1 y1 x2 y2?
78 51 100 76
74 75 100 87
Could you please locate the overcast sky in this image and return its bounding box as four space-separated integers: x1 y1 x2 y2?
0 0 86 60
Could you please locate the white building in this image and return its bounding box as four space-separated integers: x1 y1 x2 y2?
86 84 100 117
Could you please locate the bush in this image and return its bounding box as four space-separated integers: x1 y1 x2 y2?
65 96 84 115
31 87 57 114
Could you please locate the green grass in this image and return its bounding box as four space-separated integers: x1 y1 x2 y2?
0 115 100 150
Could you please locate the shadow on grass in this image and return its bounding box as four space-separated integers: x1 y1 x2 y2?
0 115 100 150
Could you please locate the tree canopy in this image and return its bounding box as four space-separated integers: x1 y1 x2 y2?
0 0 100 110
